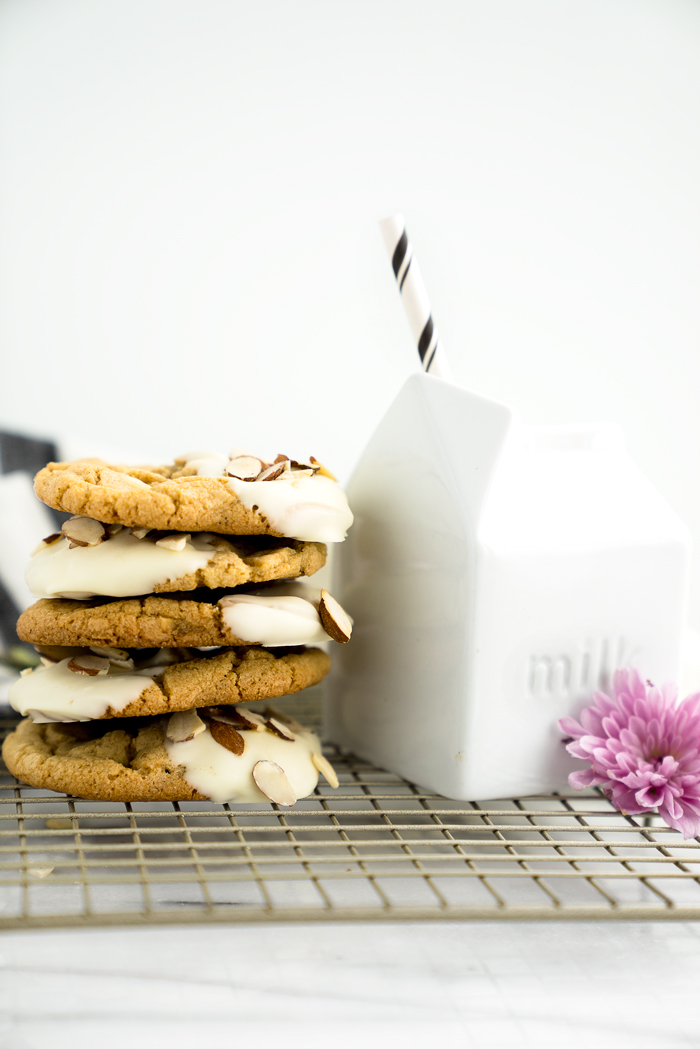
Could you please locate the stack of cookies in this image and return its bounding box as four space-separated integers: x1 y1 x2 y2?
2 450 354 806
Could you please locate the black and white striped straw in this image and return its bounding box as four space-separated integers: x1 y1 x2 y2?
379 213 453 381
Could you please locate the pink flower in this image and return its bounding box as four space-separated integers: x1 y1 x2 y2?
559 669 700 838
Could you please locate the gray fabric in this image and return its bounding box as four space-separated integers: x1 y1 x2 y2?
0 432 57 476
0 431 63 655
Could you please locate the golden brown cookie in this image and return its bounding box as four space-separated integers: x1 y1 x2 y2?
9 646 331 721
2 716 201 802
19 586 331 649
27 530 325 598
2 710 333 803
33 456 351 539
34 459 273 534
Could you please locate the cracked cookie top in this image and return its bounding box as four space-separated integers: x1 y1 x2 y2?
8 644 331 722
34 452 353 542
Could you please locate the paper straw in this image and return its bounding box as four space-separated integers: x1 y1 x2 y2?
379 214 454 381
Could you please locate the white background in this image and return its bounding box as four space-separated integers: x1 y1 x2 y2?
2 4 700 1042
2 0 700 606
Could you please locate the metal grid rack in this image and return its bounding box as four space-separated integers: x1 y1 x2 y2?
3 688 700 929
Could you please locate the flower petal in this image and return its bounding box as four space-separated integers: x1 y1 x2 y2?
634 785 663 808
568 768 606 790
558 716 585 738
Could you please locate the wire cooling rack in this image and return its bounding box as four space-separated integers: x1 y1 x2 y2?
2 687 700 929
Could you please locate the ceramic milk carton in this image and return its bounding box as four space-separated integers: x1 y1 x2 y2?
327 373 691 800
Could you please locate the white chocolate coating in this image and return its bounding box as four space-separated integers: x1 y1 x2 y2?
226 473 353 543
26 530 218 599
218 582 329 646
9 659 159 723
178 450 353 543
165 720 322 803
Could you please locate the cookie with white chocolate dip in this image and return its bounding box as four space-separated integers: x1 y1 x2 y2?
34 451 353 542
19 583 353 650
8 645 331 723
2 705 338 804
26 526 327 599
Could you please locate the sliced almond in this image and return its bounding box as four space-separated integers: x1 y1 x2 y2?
34 644 84 661
205 708 266 731
226 455 264 481
138 649 180 668
108 656 135 670
264 708 305 734
155 533 189 552
67 655 110 676
198 532 222 547
62 516 109 548
289 459 320 474
39 656 57 667
203 534 228 549
309 457 337 481
252 760 297 806
266 716 295 741
256 462 286 482
29 867 54 879
209 719 245 756
20 668 33 678
202 709 238 725
166 708 206 743
312 752 339 789
197 705 228 720
130 527 151 539
232 707 267 731
89 645 130 661
318 589 353 643
268 717 304 734
273 453 290 464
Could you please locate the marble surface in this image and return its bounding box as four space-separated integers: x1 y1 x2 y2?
1 920 700 1047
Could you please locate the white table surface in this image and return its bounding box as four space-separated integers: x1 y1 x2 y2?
1 920 699 1048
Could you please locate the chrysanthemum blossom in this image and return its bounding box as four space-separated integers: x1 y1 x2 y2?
559 669 700 838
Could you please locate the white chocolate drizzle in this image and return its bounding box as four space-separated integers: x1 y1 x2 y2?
26 529 219 599
164 718 323 803
218 582 330 646
9 659 159 723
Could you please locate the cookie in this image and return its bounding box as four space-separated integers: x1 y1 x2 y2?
9 645 331 722
26 528 326 599
2 707 339 804
18 582 350 650
34 452 353 543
